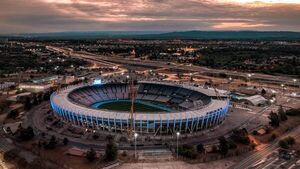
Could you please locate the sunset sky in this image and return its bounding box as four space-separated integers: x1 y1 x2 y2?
0 0 300 34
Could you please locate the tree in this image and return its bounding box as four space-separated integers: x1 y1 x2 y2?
278 106 288 121
86 148 97 162
177 144 197 159
7 110 19 119
32 95 38 105
278 136 295 149
63 138 69 145
268 111 280 127
17 126 35 141
218 136 228 156
24 97 32 110
286 109 300 116
196 143 205 153
286 136 295 145
44 136 57 149
104 141 118 162
279 140 289 149
261 89 266 95
230 128 250 145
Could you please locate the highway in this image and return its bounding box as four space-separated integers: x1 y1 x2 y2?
47 46 298 87
232 126 300 169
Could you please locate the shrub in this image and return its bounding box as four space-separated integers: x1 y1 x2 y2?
252 130 258 135
86 148 97 162
279 136 295 149
196 144 205 153
270 133 277 141
7 110 19 119
104 141 118 162
17 126 35 141
286 109 300 116
177 144 197 159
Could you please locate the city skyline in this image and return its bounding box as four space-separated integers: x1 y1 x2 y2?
0 0 300 34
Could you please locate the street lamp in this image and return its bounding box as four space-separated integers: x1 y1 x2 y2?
281 84 285 94
247 73 252 85
134 133 138 159
293 79 297 88
176 132 180 159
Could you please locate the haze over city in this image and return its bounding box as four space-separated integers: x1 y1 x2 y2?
0 0 300 34
0 1 300 169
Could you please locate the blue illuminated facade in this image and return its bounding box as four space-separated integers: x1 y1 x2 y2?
50 82 230 135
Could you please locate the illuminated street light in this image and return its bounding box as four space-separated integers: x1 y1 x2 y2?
176 132 180 159
134 133 138 159
293 79 297 88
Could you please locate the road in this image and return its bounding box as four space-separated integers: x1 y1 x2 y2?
47 46 298 86
232 125 300 169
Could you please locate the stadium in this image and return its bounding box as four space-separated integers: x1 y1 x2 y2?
50 81 230 135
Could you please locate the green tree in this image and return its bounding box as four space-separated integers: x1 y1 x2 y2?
104 141 118 162
86 148 97 162
279 140 289 149
24 97 32 110
218 136 228 156
278 136 295 149
177 144 197 159
286 136 295 145
196 144 205 153
261 89 266 95
18 126 34 141
268 111 280 127
7 110 19 119
63 138 69 145
278 106 288 121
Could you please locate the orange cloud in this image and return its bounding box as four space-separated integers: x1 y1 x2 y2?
213 22 275 29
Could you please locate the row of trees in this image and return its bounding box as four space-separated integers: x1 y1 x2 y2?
177 129 251 159
268 107 288 127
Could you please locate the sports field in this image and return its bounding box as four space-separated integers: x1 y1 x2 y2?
96 100 168 112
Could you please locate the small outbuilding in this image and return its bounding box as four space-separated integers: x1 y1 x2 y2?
240 95 268 106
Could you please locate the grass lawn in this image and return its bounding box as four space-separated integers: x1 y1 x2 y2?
97 100 167 112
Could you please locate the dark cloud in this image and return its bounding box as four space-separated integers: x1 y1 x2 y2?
0 0 299 33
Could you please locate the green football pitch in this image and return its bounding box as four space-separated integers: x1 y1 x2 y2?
97 100 167 112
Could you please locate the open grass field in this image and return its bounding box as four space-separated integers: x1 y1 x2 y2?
97 100 167 112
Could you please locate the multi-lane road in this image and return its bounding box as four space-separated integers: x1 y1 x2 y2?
232 126 300 169
47 45 299 87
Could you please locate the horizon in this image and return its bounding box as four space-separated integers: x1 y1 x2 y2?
2 30 300 37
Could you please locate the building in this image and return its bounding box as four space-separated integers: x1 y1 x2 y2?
239 95 268 106
19 83 52 93
50 81 230 135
